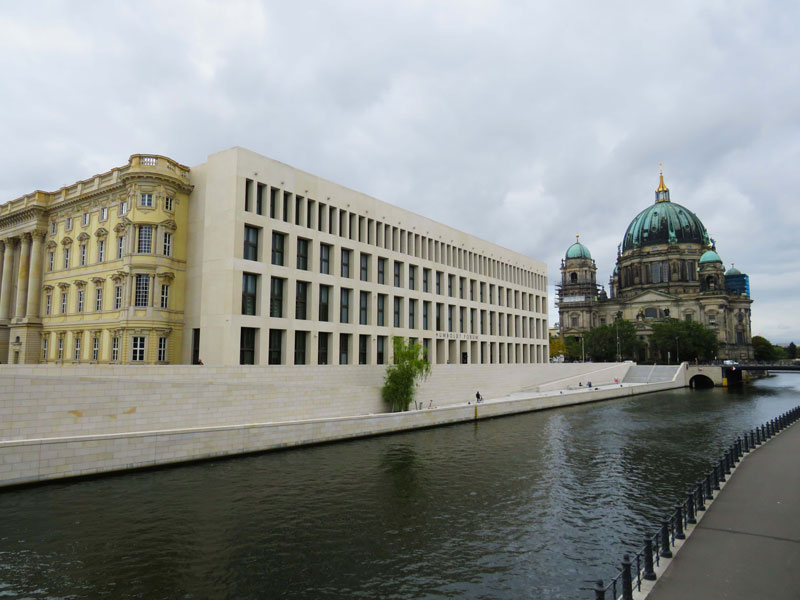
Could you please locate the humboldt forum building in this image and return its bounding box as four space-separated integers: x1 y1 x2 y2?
0 147 549 366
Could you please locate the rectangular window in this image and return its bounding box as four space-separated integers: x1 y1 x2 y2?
423 268 430 293
140 193 153 207
163 232 172 257
318 332 330 365
135 274 150 307
112 337 119 362
359 334 368 365
320 243 331 274
80 245 87 266
297 238 309 270
423 302 429 330
61 291 68 314
360 253 369 281
448 275 453 297
296 281 308 319
393 296 401 327
82 212 89 226
340 288 350 323
42 336 48 360
268 329 283 365
376 336 386 365
448 305 453 332
377 294 386 326
409 299 416 329
409 265 416 290
242 273 258 315
158 337 167 362
160 284 169 309
165 196 173 211
294 331 307 365
244 225 259 261
95 288 103 311
394 261 402 287
98 240 105 263
45 294 52 315
51 222 56 235
270 277 284 318
117 236 124 259
63 247 70 269
101 206 108 221
319 285 330 321
66 217 73 230
48 251 54 271
271 232 285 265
93 337 99 361
436 303 442 331
137 226 152 253
77 289 84 312
57 337 63 360
74 336 81 361
120 201 127 216
132 336 145 361
377 258 386 284
436 271 442 294
240 328 256 365
339 333 350 365
114 285 122 310
359 291 369 325
341 248 351 278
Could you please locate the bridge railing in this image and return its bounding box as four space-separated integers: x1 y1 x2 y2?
590 405 800 599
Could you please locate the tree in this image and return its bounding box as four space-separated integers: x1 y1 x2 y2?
787 342 797 359
549 334 565 359
752 336 776 361
564 336 584 362
584 320 645 362
382 337 432 412
649 319 718 363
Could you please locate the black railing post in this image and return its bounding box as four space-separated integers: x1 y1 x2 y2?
674 503 685 539
743 433 749 453
755 427 761 445
750 429 755 448
660 519 672 558
594 579 605 600
712 464 720 490
705 471 713 500
621 554 633 600
686 489 696 524
718 458 726 483
643 537 657 581
724 450 731 474
696 482 705 512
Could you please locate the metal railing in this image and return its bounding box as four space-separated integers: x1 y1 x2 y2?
589 405 800 599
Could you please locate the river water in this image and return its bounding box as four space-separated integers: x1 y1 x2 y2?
1 373 798 600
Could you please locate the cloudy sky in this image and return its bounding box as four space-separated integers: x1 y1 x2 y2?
2 1 798 343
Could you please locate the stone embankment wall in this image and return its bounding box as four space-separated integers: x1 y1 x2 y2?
0 362 679 487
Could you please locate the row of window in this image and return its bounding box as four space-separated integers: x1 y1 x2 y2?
47 228 172 272
246 227 545 313
243 274 546 338
242 179 545 290
49 195 175 236
44 277 170 315
42 333 168 362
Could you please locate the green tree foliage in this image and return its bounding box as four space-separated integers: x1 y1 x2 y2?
787 342 797 359
549 334 565 359
564 336 584 362
752 336 776 361
649 319 719 363
382 337 432 412
584 320 645 362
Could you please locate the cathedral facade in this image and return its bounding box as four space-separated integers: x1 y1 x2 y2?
556 171 753 361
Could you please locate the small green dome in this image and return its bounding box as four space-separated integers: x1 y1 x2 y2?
699 249 723 264
726 264 742 275
566 240 592 260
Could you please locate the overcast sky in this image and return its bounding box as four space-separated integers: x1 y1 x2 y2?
2 1 798 343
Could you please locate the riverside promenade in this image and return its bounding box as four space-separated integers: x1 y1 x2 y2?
645 420 800 599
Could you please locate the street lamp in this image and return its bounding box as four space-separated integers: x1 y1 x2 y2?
615 319 621 363
675 336 680 364
581 336 585 363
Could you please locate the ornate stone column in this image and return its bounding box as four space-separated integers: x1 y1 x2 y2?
25 230 46 319
0 239 16 321
14 233 32 319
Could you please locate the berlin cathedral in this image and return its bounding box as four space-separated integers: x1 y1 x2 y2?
556 170 753 361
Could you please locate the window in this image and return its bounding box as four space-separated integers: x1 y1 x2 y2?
318 332 329 365
95 288 103 311
409 299 416 329
114 285 122 310
132 336 145 361
319 243 331 274
101 207 108 221
294 331 307 365
80 245 87 266
423 268 430 293
295 281 308 319
339 333 350 365
120 201 127 216
377 294 386 326
163 232 172 257
117 236 125 259
409 265 416 290
244 226 259 261
377 258 386 284
360 253 369 281
158 337 167 362
66 217 73 230
448 306 453 332
377 336 386 365
423 302 429 330
394 262 401 287
271 232 285 265
82 212 89 226
93 337 100 361
112 337 119 362
137 226 152 253
448 275 453 297
97 240 105 263
42 336 48 360
319 285 330 321
394 297 401 327
160 284 169 309
50 222 56 235
297 238 309 270
268 329 282 364
359 334 368 365
140 193 153 207
341 249 351 278
74 336 81 361
436 303 442 331
48 251 54 271
77 290 84 312
165 196 173 211
242 273 258 315
340 288 350 323
63 247 70 269
240 328 256 365
45 294 52 315
360 291 369 325
61 291 68 314
57 337 63 360
135 274 150 307
270 277 284 318
436 271 442 294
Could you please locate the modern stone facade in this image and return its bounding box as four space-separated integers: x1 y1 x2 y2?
0 147 548 365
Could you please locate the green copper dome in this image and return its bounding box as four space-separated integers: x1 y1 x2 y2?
621 174 710 252
565 237 592 260
699 249 723 264
726 264 742 275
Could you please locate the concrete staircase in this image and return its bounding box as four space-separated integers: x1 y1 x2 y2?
623 365 681 384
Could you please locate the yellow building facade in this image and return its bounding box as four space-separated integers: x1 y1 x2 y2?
0 155 192 364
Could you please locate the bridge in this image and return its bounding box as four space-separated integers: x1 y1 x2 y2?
686 363 800 388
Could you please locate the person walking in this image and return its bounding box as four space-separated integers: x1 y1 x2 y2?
475 391 483 403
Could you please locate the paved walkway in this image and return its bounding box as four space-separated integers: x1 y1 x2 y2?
646 421 800 599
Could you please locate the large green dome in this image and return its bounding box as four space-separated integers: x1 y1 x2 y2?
565 239 592 260
699 249 723 264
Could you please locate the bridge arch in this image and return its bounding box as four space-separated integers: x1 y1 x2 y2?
689 374 714 389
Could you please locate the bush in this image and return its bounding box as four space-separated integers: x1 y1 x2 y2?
382 337 432 412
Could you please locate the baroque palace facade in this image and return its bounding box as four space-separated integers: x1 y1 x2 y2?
556 171 753 361
0 147 549 366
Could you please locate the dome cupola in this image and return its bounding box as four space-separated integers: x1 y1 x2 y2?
699 249 723 264
565 234 592 260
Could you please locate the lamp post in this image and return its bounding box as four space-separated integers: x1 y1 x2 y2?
676 336 680 364
615 319 621 362
581 336 585 363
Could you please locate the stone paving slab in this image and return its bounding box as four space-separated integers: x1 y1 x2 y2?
645 421 800 600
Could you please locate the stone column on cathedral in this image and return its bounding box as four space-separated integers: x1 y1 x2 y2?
25 230 46 319
0 239 16 320
14 234 32 319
